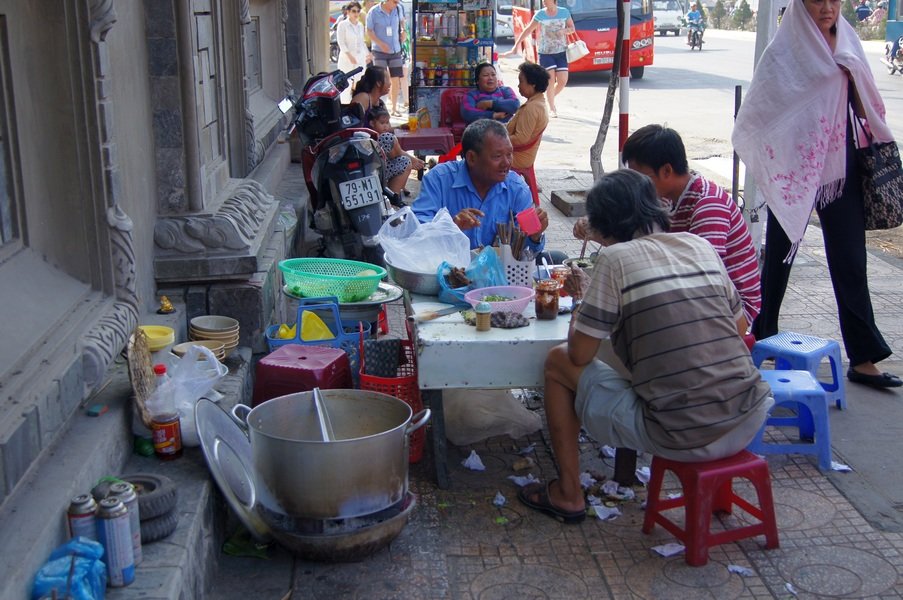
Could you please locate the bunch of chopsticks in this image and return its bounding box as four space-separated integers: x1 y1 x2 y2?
495 212 528 261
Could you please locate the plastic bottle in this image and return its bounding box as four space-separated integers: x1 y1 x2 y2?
149 364 183 460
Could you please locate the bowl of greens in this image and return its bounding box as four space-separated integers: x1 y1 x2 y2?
464 285 535 315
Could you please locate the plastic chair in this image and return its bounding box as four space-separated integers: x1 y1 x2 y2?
751 332 846 410
512 166 540 206
439 88 469 144
642 450 780 566
748 369 833 471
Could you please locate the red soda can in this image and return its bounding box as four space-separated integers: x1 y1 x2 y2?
67 494 97 541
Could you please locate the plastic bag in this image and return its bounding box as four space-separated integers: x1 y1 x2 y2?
378 206 470 273
437 246 509 305
157 345 228 447
31 537 106 600
467 246 508 288
443 389 542 445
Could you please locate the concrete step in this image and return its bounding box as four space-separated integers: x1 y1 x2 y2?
4 349 253 600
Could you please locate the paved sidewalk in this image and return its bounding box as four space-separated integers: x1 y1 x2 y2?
210 163 903 599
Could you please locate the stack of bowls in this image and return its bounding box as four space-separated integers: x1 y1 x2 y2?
190 316 240 356
171 340 226 362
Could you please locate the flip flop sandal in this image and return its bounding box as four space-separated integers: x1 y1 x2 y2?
517 480 586 524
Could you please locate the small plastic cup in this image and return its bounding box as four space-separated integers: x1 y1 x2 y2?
408 113 418 132
516 206 542 236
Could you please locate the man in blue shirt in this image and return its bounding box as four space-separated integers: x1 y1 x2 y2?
686 1 703 45
855 0 872 21
413 119 548 252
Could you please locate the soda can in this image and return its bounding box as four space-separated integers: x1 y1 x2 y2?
96 497 135 587
67 494 97 541
110 481 142 565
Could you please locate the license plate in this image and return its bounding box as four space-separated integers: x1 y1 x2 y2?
593 57 614 65
339 175 382 210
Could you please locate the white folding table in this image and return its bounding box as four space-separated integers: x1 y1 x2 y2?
407 294 570 488
407 293 640 489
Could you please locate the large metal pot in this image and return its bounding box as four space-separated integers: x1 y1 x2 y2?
384 255 441 296
231 389 430 520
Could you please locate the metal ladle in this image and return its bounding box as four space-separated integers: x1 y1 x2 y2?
312 387 336 442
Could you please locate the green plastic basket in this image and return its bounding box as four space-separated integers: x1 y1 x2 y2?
278 258 386 302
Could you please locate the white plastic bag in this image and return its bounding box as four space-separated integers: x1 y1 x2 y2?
165 345 228 446
378 206 471 272
443 389 542 446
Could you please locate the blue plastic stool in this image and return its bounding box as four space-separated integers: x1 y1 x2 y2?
751 332 846 410
748 370 832 472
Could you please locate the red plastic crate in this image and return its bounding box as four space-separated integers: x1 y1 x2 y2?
359 339 425 463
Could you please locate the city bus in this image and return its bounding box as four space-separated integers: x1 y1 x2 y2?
510 0 654 79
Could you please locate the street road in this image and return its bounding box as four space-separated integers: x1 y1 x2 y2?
496 30 903 175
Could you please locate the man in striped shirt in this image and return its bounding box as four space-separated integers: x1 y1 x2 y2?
518 170 772 525
621 124 761 324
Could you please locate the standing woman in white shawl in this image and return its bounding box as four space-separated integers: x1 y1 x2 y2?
337 2 370 104
733 0 901 388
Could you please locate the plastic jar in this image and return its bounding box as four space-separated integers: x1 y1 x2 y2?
551 266 572 297
535 280 560 320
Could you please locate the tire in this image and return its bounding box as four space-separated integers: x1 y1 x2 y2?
121 473 178 520
330 43 340 64
630 66 645 80
139 509 180 544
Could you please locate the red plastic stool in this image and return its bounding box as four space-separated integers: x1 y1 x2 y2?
642 450 779 566
252 345 352 407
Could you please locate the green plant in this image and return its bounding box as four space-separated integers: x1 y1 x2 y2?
841 0 859 27
732 0 753 29
712 0 727 28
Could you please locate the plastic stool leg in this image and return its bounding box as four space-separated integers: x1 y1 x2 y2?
750 465 780 549
684 478 714 567
797 403 815 441
713 480 734 514
642 461 667 534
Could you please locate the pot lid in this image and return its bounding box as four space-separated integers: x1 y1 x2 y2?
195 398 271 541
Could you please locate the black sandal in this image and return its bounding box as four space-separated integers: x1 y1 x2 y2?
517 480 586 524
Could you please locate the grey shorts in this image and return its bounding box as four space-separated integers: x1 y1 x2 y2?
371 51 404 77
574 360 658 453
575 359 774 461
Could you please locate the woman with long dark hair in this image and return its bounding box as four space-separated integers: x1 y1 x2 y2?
350 65 389 127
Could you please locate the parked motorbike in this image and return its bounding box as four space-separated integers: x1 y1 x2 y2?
329 26 340 64
883 35 903 75
278 67 398 264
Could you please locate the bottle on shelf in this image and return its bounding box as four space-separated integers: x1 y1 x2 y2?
148 364 183 461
